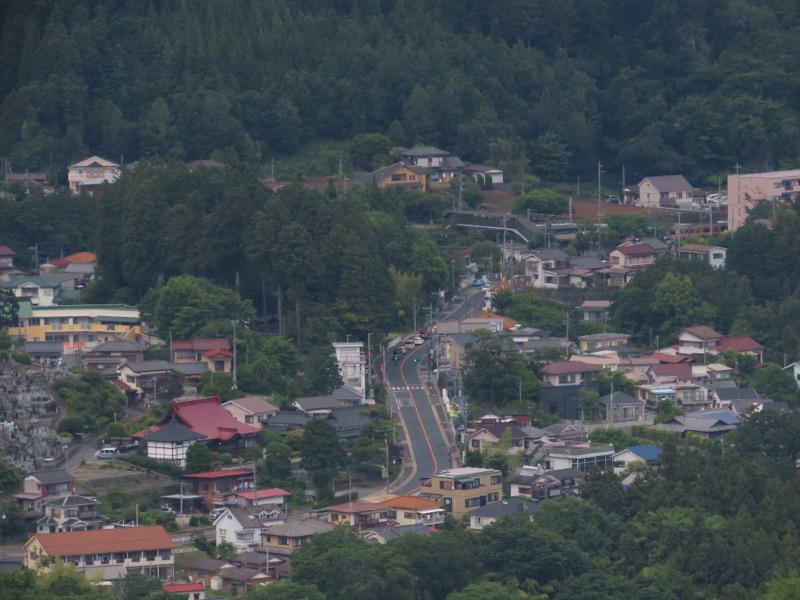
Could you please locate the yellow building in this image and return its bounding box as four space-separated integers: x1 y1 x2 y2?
419 467 503 519
8 302 142 353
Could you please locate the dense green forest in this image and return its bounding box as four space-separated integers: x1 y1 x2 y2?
3 0 800 184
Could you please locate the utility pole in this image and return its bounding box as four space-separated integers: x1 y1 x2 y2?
231 320 238 389
597 161 605 252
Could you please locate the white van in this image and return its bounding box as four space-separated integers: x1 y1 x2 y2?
97 447 118 460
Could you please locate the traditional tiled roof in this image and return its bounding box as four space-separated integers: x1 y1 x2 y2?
224 396 279 415
541 361 600 375
30 526 173 556
172 338 231 352
716 336 764 353
141 416 207 443
681 326 722 340
264 519 334 537
27 469 73 484
182 469 253 480
613 244 655 256
378 495 442 511
469 424 528 441
138 397 260 442
641 175 693 192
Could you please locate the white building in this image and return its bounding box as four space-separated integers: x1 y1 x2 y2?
333 342 366 402
68 155 121 195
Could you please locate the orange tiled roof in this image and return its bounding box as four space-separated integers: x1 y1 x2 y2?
31 525 173 556
378 495 442 510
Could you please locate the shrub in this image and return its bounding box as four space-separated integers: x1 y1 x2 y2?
11 352 31 365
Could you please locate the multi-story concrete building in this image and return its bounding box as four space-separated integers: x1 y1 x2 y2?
7 303 141 353
728 168 800 231
419 467 503 519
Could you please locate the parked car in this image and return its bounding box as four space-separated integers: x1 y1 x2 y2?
607 195 621 204
413 336 424 345
209 508 225 520
160 506 176 514
472 278 486 287
96 447 118 460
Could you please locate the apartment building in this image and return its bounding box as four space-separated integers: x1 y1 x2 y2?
419 467 503 519
728 168 800 231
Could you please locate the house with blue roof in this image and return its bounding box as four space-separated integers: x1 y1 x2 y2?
612 444 662 473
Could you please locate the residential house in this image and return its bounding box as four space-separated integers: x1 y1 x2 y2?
328 405 372 444
654 411 739 439
467 424 530 455
17 341 63 366
0 276 60 306
418 467 503 519
540 443 615 472
136 396 261 453
581 300 611 322
261 410 310 437
223 396 279 426
141 416 207 467
185 558 235 589
463 163 504 185
612 445 662 473
399 146 465 182
216 567 271 596
172 338 231 363
472 413 532 428
7 303 141 353
522 248 570 289
597 391 646 422
619 237 671 257
215 506 285 554
783 362 800 386
118 360 207 396
539 385 584 420
325 501 391 529
82 340 145 378
618 357 661 383
715 336 764 362
578 332 630 353
677 326 723 357
357 162 428 190
262 519 335 553
608 243 658 270
709 386 760 409
458 315 506 333
637 175 694 208
541 361 600 386
14 469 74 517
636 382 710 409
596 266 638 287
23 526 174 580
68 156 121 195
162 583 206 600
377 495 446 527
45 252 98 277
645 363 694 385
0 244 18 282
467 497 537 531
509 466 584 499
182 470 256 509
235 488 290 512
361 523 436 544
36 494 104 533
678 244 727 268
727 168 800 231
291 395 344 416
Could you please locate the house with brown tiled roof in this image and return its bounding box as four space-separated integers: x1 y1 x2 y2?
541 361 601 387
377 495 446 526
467 424 531 455
716 336 764 362
580 300 611 322
23 525 174 580
677 326 723 356
172 338 231 363
223 396 279 426
677 244 727 268
609 243 658 270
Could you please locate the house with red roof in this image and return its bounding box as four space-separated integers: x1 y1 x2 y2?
163 582 205 600
172 338 231 362
377 495 446 526
235 488 290 511
716 336 764 362
23 525 174 580
134 396 261 454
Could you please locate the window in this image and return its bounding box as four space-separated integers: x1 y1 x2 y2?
558 374 576 384
487 493 499 502
475 517 482 525
236 531 254 542
471 440 480 448
279 537 288 545
245 416 254 424
490 475 501 485
465 497 481 508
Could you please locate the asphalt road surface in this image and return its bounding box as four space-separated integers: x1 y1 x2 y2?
386 340 453 495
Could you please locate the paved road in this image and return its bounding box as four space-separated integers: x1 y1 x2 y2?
386 342 453 495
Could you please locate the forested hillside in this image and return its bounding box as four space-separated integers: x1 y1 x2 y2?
3 0 800 183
